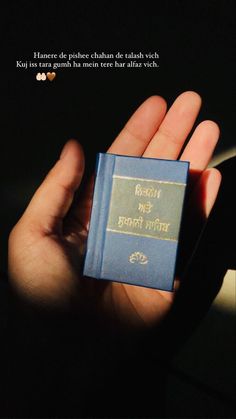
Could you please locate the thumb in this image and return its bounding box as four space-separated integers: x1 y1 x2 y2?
22 140 85 234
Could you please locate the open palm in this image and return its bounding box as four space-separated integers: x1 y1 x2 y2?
9 92 221 329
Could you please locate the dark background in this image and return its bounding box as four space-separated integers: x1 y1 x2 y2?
1 1 235 418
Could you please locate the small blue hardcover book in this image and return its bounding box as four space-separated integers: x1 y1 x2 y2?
83 153 189 291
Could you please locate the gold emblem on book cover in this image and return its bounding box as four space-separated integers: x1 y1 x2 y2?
129 252 148 265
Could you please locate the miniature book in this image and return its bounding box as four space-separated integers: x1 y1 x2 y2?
83 153 189 291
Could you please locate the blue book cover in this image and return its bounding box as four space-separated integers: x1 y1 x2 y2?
83 153 189 291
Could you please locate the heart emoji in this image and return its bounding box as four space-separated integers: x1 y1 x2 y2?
47 72 56 81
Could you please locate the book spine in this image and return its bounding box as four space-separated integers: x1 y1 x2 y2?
83 153 115 278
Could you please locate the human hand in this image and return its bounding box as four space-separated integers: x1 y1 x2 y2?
8 92 221 329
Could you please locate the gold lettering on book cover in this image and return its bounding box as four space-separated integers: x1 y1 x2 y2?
145 218 170 232
138 201 153 214
135 184 162 198
107 175 185 241
118 216 143 229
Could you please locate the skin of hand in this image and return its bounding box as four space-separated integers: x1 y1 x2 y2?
8 91 221 329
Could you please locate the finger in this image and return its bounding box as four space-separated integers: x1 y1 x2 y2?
143 91 202 159
199 168 222 218
188 167 222 221
180 120 220 170
108 95 167 156
22 140 85 234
